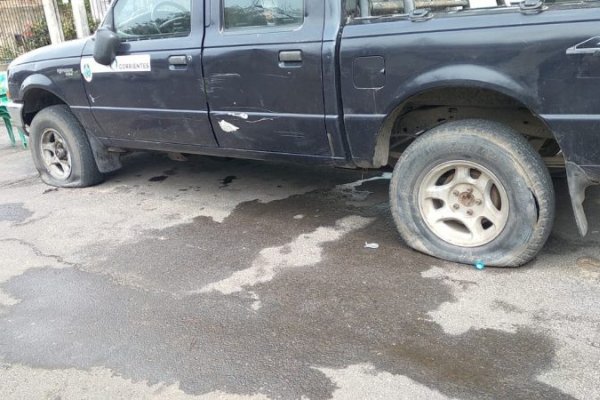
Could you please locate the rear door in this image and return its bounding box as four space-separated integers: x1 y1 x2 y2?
203 0 330 156
339 0 600 167
83 0 217 147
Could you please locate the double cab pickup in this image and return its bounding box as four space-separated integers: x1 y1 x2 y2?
6 0 600 266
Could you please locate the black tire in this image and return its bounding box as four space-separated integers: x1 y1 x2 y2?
390 119 555 267
30 105 103 188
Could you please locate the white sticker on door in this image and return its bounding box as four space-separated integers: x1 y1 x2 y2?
80 54 152 82
113 54 151 72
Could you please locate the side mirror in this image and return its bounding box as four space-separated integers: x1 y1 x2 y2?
93 27 120 66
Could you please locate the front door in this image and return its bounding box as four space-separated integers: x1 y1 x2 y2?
203 0 330 156
83 0 217 147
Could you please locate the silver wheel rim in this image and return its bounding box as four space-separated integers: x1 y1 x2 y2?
40 128 72 180
418 160 510 248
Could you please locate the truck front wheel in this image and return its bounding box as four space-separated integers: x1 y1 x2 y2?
30 105 103 188
390 119 555 267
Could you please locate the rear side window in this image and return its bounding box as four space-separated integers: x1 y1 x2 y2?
113 0 192 40
345 0 510 18
223 0 304 31
345 0 600 18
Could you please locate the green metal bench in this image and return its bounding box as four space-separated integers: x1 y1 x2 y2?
0 71 27 149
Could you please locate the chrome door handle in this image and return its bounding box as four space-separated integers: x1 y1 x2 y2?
279 50 302 63
169 55 188 66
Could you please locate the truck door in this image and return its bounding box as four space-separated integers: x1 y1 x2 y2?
339 1 600 168
203 0 330 156
82 0 217 147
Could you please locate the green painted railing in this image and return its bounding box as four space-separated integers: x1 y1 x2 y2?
0 71 27 148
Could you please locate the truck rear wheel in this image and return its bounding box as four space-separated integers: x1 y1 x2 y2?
390 119 555 267
30 105 103 188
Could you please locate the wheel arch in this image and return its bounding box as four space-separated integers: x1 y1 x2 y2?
374 69 594 237
21 88 121 174
372 66 550 168
21 87 68 128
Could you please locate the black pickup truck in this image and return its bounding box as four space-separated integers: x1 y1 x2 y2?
6 0 600 266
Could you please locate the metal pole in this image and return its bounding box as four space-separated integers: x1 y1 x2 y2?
71 0 91 38
359 0 370 17
42 0 65 44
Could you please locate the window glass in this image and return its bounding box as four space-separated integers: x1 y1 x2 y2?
346 0 600 20
544 0 591 4
346 0 512 19
224 0 304 30
113 0 191 40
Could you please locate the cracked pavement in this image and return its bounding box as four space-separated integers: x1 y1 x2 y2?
0 130 599 399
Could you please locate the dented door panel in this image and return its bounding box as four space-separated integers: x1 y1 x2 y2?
203 0 331 156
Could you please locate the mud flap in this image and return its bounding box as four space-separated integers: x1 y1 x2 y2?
566 162 595 236
87 133 122 173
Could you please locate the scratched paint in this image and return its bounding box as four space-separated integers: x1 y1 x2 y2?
218 120 240 133
227 112 249 120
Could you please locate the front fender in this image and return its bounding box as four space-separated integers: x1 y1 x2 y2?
19 73 67 104
10 66 120 173
9 55 86 108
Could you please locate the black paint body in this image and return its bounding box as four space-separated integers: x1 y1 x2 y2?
7 1 600 180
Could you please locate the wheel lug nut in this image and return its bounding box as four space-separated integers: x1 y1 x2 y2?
453 191 459 197
453 204 460 210
475 199 482 206
467 209 474 216
467 188 474 193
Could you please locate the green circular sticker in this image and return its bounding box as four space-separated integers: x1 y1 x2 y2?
82 63 93 82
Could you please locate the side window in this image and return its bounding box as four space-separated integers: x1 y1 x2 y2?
346 0 511 19
113 0 191 40
223 0 304 31
544 0 598 5
345 0 405 18
345 0 600 20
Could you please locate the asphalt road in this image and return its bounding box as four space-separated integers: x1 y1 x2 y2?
0 130 599 400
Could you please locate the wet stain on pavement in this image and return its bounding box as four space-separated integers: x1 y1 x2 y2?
220 175 237 188
0 203 33 223
149 175 168 182
0 180 572 400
